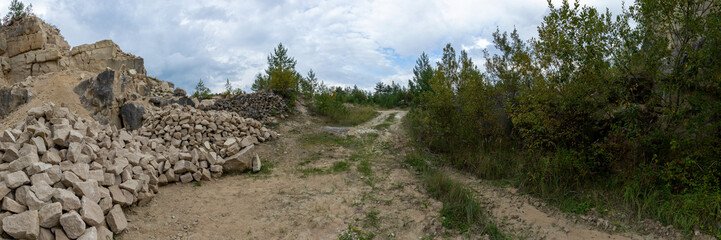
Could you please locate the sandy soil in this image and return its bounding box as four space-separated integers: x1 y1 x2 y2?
118 110 447 240
0 70 94 130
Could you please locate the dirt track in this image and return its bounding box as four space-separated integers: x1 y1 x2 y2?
118 109 702 240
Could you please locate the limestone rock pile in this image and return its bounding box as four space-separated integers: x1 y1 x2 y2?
137 104 276 161
0 102 275 239
0 103 154 239
206 90 287 120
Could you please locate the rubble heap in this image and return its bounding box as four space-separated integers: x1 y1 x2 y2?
205 90 287 120
137 104 276 159
0 103 275 239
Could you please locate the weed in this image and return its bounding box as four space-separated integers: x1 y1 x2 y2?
372 123 391 130
384 113 397 123
357 160 373 177
257 162 275 175
332 161 351 172
193 181 202 187
338 225 376 240
364 208 380 228
298 167 325 178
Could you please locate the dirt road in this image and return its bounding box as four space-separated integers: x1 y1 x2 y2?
119 110 445 240
119 109 698 240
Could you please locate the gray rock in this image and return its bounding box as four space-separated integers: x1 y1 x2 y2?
77 226 97 240
223 145 254 173
2 210 39 239
252 153 261 173
105 204 127 233
39 202 62 228
5 171 30 188
2 196 27 213
60 211 86 239
80 196 104 226
120 102 145 131
53 188 81 211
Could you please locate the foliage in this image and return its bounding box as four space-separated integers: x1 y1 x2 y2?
223 78 233 97
252 43 302 105
406 0 721 234
2 0 32 26
299 69 319 99
191 78 212 99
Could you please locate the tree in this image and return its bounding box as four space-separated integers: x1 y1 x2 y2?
300 69 318 99
409 52 434 97
251 73 269 92
224 78 233 96
192 78 212 99
2 0 32 25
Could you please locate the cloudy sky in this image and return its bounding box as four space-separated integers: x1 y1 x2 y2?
2 0 628 92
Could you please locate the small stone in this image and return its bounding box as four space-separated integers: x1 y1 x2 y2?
252 153 261 173
106 205 127 233
5 171 30 189
60 211 86 239
2 197 27 213
97 225 113 240
41 150 61 164
39 202 62 228
180 173 193 183
53 188 81 211
2 210 39 239
31 181 55 202
72 180 101 203
80 196 104 226
77 226 97 240
119 179 140 194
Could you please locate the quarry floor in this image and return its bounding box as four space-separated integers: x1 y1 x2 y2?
116 109 704 240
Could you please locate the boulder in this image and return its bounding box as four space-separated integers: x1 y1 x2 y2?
120 102 144 131
223 145 254 173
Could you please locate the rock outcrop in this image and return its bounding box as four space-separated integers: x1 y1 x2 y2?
0 86 31 118
0 15 71 85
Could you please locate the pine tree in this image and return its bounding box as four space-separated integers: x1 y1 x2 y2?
192 78 211 99
3 0 32 25
224 78 233 96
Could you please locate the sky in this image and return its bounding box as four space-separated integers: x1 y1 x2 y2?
2 0 629 93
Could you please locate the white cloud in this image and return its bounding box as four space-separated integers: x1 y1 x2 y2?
5 0 631 93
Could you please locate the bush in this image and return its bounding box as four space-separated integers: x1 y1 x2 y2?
191 78 212 99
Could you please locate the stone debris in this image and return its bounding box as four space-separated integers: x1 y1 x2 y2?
0 102 276 239
205 90 287 121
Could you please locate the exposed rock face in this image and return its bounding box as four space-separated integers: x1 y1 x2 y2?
74 69 150 127
206 90 287 120
0 16 71 84
69 40 146 76
120 102 144 131
0 86 32 118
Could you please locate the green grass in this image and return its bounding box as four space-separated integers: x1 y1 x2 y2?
299 132 366 150
338 225 376 240
332 161 351 172
363 208 380 228
404 152 505 239
384 113 397 123
372 123 391 130
324 105 379 127
357 160 373 177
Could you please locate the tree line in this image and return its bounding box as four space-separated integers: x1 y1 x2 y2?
406 0 720 235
